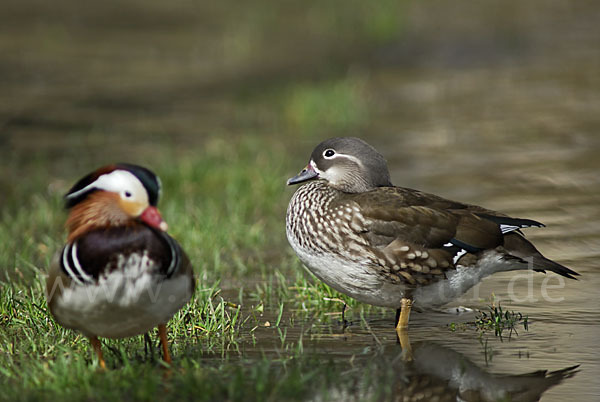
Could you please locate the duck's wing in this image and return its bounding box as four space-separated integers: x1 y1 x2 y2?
342 186 577 284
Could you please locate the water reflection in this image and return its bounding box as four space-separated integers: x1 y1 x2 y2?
1 0 598 400
387 340 578 402
304 327 580 401
242 309 580 401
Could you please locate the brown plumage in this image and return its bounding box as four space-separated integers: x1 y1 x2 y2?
65 192 128 242
286 137 579 330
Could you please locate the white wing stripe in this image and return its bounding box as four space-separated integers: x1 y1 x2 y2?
61 244 84 285
71 241 94 283
165 236 179 278
500 224 521 234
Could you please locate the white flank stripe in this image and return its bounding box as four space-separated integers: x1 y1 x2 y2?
71 242 94 283
62 244 84 285
166 237 178 277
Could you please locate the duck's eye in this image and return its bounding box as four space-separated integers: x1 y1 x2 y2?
124 191 132 198
324 149 335 158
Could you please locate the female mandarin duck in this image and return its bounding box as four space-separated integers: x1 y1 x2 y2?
46 164 194 368
286 138 579 332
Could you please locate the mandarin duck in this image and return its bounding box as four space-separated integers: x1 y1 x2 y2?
46 164 195 368
286 137 578 332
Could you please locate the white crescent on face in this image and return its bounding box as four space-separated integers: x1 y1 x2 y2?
66 170 149 209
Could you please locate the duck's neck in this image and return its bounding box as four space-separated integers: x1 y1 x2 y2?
65 192 131 242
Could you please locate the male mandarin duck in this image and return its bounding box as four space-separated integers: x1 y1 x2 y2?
286 137 578 332
46 164 195 368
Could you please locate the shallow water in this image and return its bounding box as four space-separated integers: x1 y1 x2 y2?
2 0 599 400
268 1 600 399
364 3 600 399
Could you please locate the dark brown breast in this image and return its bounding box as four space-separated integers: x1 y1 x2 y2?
60 224 183 284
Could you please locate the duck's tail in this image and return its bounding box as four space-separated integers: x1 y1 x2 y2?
502 232 580 280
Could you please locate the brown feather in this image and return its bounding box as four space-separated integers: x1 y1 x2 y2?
453 211 504 249
66 192 132 242
348 190 459 248
333 185 572 286
503 232 579 279
348 187 509 251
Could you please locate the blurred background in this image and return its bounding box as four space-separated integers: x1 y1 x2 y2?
2 1 600 190
1 0 599 400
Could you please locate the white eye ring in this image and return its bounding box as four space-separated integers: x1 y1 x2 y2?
123 191 133 198
323 149 336 159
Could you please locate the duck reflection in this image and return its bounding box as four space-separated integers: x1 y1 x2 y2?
380 335 579 402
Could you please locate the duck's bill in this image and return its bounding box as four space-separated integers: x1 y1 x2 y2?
140 206 168 231
287 164 319 185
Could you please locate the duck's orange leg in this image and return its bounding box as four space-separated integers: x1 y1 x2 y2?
89 336 106 370
395 298 413 361
158 324 172 364
396 297 412 330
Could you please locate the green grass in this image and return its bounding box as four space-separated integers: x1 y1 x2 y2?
284 77 369 136
0 132 538 400
0 134 396 401
474 304 529 340
0 1 547 398
448 304 529 338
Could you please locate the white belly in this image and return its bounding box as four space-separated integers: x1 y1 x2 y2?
289 224 513 309
51 260 192 338
287 228 409 308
